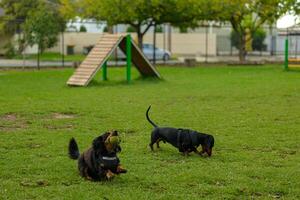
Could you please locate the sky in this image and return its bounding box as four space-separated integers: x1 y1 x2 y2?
277 15 299 28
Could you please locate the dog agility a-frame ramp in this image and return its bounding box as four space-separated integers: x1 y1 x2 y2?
67 34 161 86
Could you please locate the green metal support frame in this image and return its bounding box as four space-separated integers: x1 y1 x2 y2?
126 35 131 83
284 38 289 71
102 61 107 80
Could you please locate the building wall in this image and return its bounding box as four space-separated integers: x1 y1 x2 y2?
143 33 216 56
47 32 217 56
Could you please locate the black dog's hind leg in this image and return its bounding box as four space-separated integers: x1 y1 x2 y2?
156 138 164 148
78 156 92 180
150 129 160 151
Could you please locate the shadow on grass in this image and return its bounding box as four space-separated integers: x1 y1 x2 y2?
285 68 300 73
87 76 164 88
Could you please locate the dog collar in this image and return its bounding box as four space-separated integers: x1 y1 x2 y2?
102 156 117 160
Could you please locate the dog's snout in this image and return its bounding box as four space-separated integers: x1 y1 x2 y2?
207 149 212 157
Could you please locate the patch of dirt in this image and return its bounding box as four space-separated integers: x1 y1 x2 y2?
251 192 263 197
0 113 17 121
0 113 28 132
279 150 297 159
118 129 137 136
52 112 76 119
61 180 81 186
269 192 285 199
27 143 42 149
0 124 27 132
44 124 74 130
20 180 49 187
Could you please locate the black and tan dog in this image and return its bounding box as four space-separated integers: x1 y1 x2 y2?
146 106 215 157
68 130 127 181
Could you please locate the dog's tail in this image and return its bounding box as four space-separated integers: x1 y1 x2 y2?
146 105 158 128
68 138 80 160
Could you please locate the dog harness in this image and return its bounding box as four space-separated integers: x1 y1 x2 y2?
98 155 120 171
177 129 183 148
177 129 199 152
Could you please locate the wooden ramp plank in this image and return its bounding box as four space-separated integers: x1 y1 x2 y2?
67 34 125 86
67 34 160 86
119 38 160 78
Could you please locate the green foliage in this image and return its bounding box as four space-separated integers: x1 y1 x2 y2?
3 42 16 58
24 4 64 53
222 0 298 61
103 26 108 32
0 66 300 199
78 0 207 47
155 25 163 33
179 27 188 33
59 0 78 20
231 28 267 51
252 28 266 51
79 25 87 32
0 0 67 56
0 0 39 35
126 26 135 33
230 30 240 49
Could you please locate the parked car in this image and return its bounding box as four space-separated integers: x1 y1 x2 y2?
114 43 171 61
142 43 171 61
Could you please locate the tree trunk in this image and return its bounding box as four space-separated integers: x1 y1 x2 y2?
137 29 143 50
238 34 247 63
37 45 40 70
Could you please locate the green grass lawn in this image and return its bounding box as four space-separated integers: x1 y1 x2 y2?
0 65 299 199
13 52 85 62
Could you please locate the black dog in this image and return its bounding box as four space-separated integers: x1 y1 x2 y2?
68 130 127 181
146 106 215 157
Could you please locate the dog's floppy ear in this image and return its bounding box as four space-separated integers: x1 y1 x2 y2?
207 135 214 148
92 136 106 153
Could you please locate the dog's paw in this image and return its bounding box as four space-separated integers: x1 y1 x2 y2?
117 166 127 174
106 170 115 180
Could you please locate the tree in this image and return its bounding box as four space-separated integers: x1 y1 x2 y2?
79 0 155 48
0 0 68 56
58 0 78 20
231 27 266 52
221 0 297 62
252 28 266 51
24 3 64 69
79 25 87 32
79 0 202 48
0 0 39 53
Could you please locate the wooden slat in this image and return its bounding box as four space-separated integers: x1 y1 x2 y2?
86 55 107 60
68 79 88 83
78 66 98 70
93 45 115 49
73 71 96 76
80 62 101 67
96 39 119 43
75 68 97 73
67 81 87 86
83 57 106 61
288 58 300 62
70 75 92 79
91 47 113 52
81 60 102 65
102 35 121 38
289 64 300 68
97 40 118 44
87 52 108 55
67 34 126 86
68 77 90 82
